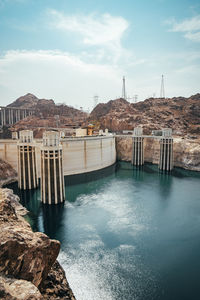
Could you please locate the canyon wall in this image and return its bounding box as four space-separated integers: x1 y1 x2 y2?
0 188 75 299
116 136 200 172
0 158 17 187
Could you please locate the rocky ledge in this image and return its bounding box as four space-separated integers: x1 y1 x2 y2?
0 188 75 300
0 159 17 188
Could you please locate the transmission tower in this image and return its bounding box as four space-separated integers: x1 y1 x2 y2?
133 94 138 103
93 95 99 108
160 75 165 98
122 76 127 100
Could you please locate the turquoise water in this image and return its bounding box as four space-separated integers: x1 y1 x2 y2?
8 163 200 300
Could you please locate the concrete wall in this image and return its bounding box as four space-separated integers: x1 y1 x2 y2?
0 140 18 171
75 128 87 137
115 136 200 172
0 136 116 177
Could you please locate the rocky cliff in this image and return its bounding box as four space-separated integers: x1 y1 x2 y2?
7 93 38 109
89 94 200 136
116 136 200 171
0 159 17 187
0 188 76 300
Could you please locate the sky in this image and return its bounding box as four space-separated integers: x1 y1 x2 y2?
0 0 200 110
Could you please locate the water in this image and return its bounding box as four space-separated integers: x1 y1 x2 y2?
7 162 200 300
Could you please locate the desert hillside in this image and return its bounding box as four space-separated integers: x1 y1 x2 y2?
88 94 200 136
7 93 88 137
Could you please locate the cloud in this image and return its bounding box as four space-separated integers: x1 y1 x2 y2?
167 15 200 42
184 31 200 42
0 48 199 108
49 10 129 46
0 50 122 108
48 10 129 63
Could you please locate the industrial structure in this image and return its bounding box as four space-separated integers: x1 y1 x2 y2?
131 127 173 171
40 131 65 205
159 128 173 171
17 130 38 190
160 75 165 98
132 127 144 166
0 106 34 127
93 95 99 109
122 76 127 100
0 126 174 204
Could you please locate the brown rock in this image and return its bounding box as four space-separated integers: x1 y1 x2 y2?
40 261 76 300
0 275 42 300
89 94 200 137
7 93 38 109
0 159 17 188
0 189 60 288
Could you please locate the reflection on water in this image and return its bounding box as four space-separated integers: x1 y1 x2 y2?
158 172 173 199
6 162 200 300
42 203 65 237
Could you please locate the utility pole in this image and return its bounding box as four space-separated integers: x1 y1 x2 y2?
133 94 138 103
160 75 165 98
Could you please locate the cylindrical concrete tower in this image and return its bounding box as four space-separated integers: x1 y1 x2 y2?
12 131 18 140
132 127 144 166
18 130 38 190
159 129 173 171
40 131 65 204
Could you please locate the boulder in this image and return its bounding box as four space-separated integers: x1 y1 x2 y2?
0 275 42 300
0 188 76 299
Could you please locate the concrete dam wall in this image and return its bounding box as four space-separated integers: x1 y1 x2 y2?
115 136 200 172
0 136 116 177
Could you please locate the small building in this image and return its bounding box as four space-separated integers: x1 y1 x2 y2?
105 128 109 135
75 128 87 137
87 124 94 136
162 128 172 137
122 130 134 135
59 131 65 138
133 127 143 136
152 130 162 136
12 131 18 140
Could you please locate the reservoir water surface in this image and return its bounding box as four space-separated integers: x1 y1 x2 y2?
8 162 200 300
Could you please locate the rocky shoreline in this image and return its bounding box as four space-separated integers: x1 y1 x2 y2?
0 188 76 300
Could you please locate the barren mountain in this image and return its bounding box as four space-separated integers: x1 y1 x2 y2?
7 93 38 108
88 94 200 136
8 93 88 135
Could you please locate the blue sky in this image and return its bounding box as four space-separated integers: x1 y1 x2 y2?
0 0 200 110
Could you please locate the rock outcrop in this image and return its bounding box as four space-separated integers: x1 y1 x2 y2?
89 94 200 137
0 188 75 299
40 261 75 300
0 275 43 300
116 136 200 172
0 159 17 188
7 93 38 109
